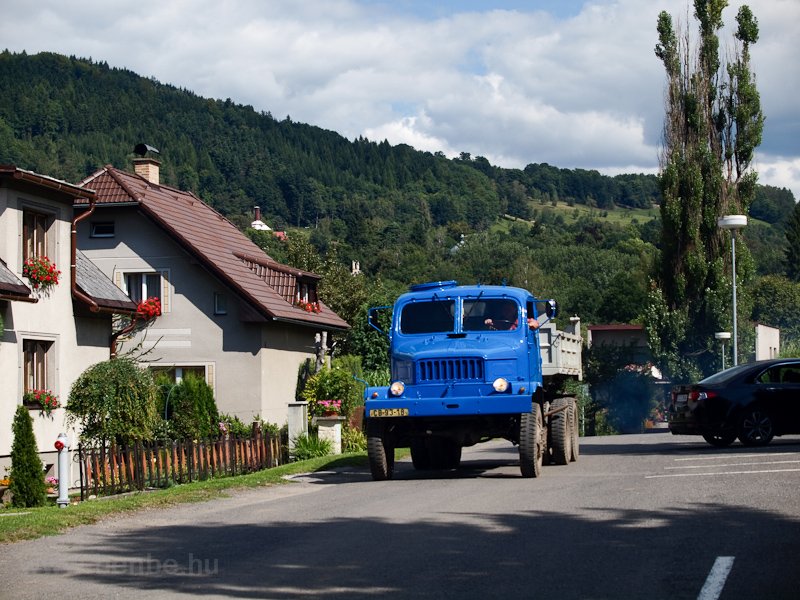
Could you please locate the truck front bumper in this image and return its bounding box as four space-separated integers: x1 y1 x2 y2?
364 383 535 418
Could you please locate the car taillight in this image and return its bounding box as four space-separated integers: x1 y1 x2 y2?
688 390 717 402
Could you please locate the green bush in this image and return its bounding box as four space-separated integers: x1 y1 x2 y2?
291 433 332 461
301 365 361 420
342 427 366 453
166 373 219 440
218 413 253 438
66 358 159 444
10 405 46 508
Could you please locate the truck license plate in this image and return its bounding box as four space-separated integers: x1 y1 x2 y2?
369 408 409 417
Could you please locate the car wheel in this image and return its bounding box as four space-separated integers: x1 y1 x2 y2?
519 405 544 478
738 407 775 446
702 432 737 448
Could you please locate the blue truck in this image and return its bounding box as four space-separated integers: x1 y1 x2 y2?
363 280 583 479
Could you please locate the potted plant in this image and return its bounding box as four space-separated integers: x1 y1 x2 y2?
22 256 60 293
23 389 60 417
317 399 342 416
136 296 162 320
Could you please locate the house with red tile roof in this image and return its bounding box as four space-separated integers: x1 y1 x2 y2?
0 165 137 473
75 157 349 427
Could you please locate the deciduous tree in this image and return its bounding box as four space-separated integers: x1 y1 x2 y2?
647 1 764 379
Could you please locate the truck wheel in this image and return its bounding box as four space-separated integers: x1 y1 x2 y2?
442 440 462 469
569 397 580 462
366 421 395 480
426 438 461 470
519 405 544 478
411 439 432 470
549 397 571 466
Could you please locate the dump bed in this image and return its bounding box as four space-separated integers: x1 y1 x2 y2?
538 320 583 380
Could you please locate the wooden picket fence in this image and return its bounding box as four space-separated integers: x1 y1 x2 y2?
77 430 286 500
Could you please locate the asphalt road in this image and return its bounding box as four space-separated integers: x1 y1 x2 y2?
2 431 799 600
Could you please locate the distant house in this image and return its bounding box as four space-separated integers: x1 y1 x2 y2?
586 324 657 375
76 157 350 426
0 165 136 471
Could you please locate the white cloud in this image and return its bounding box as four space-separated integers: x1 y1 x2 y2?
1 0 797 199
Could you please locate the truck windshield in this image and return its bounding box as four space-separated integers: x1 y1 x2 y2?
463 298 519 331
399 300 455 334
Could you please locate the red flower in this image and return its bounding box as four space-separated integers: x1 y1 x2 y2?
136 297 162 320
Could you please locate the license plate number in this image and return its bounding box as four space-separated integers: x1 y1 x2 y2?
676 393 687 404
369 408 409 417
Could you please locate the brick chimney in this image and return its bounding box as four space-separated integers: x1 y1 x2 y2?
133 157 160 185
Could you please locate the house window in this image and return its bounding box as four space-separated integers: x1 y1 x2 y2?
22 210 50 262
296 281 318 304
214 292 227 315
22 339 54 405
125 272 162 304
90 222 115 238
150 365 208 384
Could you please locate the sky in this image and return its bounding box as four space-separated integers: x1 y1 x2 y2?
3 0 799 201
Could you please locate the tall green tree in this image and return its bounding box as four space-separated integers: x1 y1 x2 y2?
647 1 764 380
785 200 800 281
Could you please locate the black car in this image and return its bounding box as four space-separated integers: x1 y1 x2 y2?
668 358 800 447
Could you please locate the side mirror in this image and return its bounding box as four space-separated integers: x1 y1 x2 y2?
545 299 558 319
368 306 391 339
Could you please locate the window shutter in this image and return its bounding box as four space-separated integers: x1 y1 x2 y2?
206 363 215 389
114 270 124 291
160 270 170 313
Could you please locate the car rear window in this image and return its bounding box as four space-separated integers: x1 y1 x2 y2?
700 364 751 385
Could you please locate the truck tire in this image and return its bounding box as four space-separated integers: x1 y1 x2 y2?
411 439 432 470
425 438 462 470
519 405 544 478
549 397 571 466
441 440 462 469
569 397 580 462
366 420 395 480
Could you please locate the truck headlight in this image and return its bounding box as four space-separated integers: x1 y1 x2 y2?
389 381 405 397
492 378 509 393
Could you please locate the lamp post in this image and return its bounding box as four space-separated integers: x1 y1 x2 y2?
714 331 731 370
717 215 747 366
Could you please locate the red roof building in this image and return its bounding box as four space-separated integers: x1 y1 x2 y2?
76 158 349 425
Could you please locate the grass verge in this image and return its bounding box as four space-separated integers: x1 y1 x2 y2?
0 452 369 545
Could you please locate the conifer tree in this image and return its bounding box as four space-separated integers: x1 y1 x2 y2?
10 405 46 508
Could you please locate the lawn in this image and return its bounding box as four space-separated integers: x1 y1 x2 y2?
0 453 370 544
492 201 659 234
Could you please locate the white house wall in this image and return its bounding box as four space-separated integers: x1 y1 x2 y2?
0 185 111 472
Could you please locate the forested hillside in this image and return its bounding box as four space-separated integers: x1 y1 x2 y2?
1 50 796 335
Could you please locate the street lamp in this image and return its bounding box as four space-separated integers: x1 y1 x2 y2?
718 215 747 366
714 331 731 370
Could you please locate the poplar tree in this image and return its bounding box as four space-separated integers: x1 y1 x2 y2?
646 1 763 380
786 201 800 282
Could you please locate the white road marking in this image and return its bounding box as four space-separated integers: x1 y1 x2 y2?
697 556 734 600
665 460 800 470
674 452 798 462
646 468 800 478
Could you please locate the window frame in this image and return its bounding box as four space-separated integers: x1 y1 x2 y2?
214 292 228 316
116 269 170 312
22 208 52 263
21 338 56 407
90 221 116 238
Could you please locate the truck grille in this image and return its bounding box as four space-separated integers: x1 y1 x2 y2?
416 358 484 383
